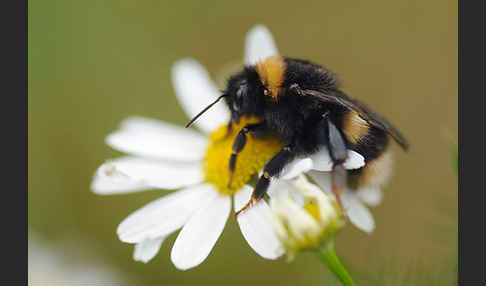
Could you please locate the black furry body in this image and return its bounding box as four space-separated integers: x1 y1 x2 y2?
226 58 391 166
189 56 408 213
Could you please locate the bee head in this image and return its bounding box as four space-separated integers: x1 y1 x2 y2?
185 67 265 129
225 68 265 123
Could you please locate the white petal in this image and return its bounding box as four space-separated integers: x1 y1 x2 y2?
309 171 376 233
171 59 230 133
310 169 381 207
267 180 304 206
266 179 286 198
309 149 333 171
341 192 375 233
244 25 279 66
308 171 332 195
133 237 165 263
97 156 203 191
106 117 207 162
171 194 231 270
234 187 285 259
91 160 151 195
280 158 313 180
310 149 365 171
343 151 366 170
356 187 382 207
117 184 217 243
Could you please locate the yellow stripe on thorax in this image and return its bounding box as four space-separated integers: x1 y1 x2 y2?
255 56 286 100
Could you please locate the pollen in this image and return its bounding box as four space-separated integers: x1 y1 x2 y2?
203 116 282 195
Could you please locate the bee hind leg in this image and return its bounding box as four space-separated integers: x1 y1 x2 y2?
324 113 349 214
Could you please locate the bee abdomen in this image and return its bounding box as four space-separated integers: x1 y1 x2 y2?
346 116 391 190
342 110 370 145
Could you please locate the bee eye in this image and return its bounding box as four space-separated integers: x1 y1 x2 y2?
236 83 248 99
233 83 248 111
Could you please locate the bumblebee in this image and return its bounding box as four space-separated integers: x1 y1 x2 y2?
186 56 408 215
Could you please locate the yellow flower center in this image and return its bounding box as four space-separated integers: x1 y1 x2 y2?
203 116 282 195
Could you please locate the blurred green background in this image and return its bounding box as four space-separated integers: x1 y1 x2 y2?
29 0 457 285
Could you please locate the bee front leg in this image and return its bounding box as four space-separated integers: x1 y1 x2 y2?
228 123 266 187
324 113 348 212
235 145 295 216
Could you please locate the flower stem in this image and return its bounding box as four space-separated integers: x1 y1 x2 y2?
316 240 355 286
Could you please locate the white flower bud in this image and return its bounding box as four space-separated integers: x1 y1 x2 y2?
269 175 345 260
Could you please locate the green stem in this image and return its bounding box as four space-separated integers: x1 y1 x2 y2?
317 240 355 286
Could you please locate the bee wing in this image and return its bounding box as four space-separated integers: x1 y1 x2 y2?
296 88 409 150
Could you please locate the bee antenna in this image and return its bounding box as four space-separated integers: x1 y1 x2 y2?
185 94 228 128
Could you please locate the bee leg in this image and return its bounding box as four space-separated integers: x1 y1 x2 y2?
228 123 266 188
235 145 295 216
324 114 349 213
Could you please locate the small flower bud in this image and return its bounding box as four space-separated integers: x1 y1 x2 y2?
269 175 345 260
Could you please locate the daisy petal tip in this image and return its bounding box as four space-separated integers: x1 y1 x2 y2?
170 244 206 271
247 24 272 37
116 227 133 244
170 255 198 271
356 187 383 207
351 215 375 234
104 133 123 154
170 57 209 93
90 182 104 195
235 193 285 260
116 229 148 244
117 229 152 244
133 237 165 264
344 150 365 170
116 214 152 244
90 161 151 195
133 257 150 264
104 133 116 147
258 248 285 260
89 176 101 194
341 192 376 233
347 208 375 234
171 58 201 75
171 57 229 133
170 194 231 271
245 24 279 66
358 223 375 234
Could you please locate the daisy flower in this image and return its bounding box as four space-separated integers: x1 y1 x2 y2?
91 25 366 270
